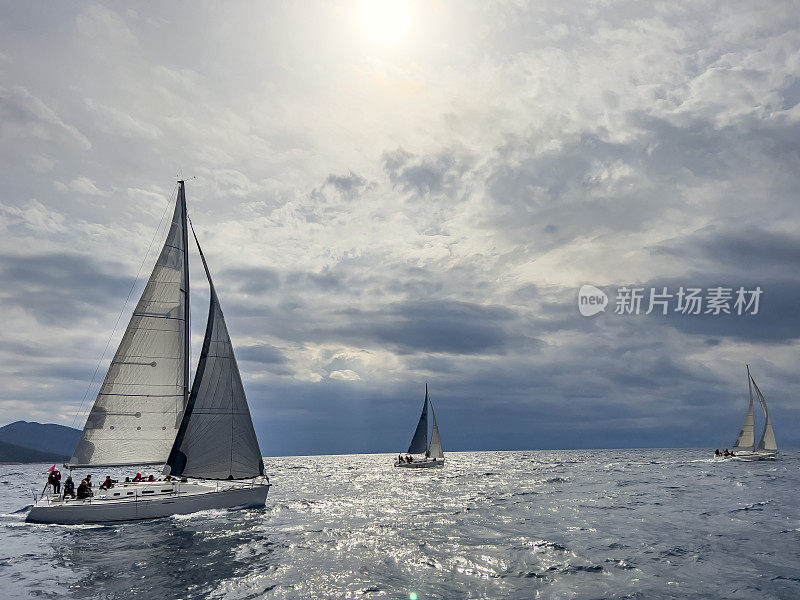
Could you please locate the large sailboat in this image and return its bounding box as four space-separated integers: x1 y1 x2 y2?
728 365 778 461
395 384 444 468
27 181 270 524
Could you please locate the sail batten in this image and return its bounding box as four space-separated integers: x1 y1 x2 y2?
69 184 190 468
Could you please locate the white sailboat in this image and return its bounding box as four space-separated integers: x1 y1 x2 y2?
27 181 270 524
726 365 778 461
395 384 444 468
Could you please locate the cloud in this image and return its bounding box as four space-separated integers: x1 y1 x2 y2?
55 176 108 196
0 85 91 150
0 252 131 325
1 1 800 454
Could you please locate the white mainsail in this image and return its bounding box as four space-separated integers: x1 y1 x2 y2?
428 401 443 460
165 225 264 479
733 367 755 451
70 184 189 468
751 375 778 452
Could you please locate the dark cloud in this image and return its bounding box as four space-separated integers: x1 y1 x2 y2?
382 148 470 196
0 252 131 325
325 300 527 355
323 171 370 194
236 343 287 365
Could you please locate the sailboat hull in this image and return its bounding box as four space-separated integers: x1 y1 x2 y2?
731 450 778 461
394 459 444 469
26 481 269 525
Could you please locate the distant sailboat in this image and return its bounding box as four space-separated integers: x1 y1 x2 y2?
395 384 444 468
727 365 778 461
27 181 270 524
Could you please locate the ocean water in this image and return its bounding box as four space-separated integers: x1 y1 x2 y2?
0 449 798 599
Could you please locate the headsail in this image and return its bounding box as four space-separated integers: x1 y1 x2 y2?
751 375 778 452
733 366 755 450
407 384 429 454
165 224 264 479
428 399 443 460
70 183 190 467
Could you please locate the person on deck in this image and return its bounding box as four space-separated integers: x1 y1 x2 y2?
76 480 93 500
147 475 155 482
723 449 730 457
714 449 722 457
63 476 75 499
100 476 115 490
398 454 403 463
132 472 142 482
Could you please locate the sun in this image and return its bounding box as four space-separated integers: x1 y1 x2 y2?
358 0 411 45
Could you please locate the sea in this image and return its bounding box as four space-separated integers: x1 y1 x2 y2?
0 449 798 599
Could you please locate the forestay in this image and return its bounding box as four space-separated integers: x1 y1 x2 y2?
71 186 189 467
166 226 264 479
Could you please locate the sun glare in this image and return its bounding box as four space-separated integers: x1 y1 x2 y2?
358 0 411 45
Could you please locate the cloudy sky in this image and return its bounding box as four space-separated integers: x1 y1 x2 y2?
1 1 799 455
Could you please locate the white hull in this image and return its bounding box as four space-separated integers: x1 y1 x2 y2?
731 450 778 461
26 481 269 525
394 458 444 469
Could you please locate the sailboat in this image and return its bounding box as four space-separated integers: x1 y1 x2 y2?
27 181 270 524
395 384 444 468
727 365 778 461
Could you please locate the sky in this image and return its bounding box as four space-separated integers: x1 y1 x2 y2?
1 1 800 456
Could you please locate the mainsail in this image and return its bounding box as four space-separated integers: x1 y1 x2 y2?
428 400 443 460
733 366 755 450
165 224 264 479
407 385 429 454
751 375 778 452
70 183 190 467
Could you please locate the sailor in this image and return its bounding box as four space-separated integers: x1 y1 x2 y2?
425 449 430 460
714 449 722 457
723 449 730 457
147 475 156 482
133 472 143 482
47 470 59 494
76 479 93 500
398 454 403 463
62 476 75 499
100 476 115 490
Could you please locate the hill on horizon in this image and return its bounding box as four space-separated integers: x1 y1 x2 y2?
0 421 80 462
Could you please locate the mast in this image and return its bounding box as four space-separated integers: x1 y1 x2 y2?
179 181 190 416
